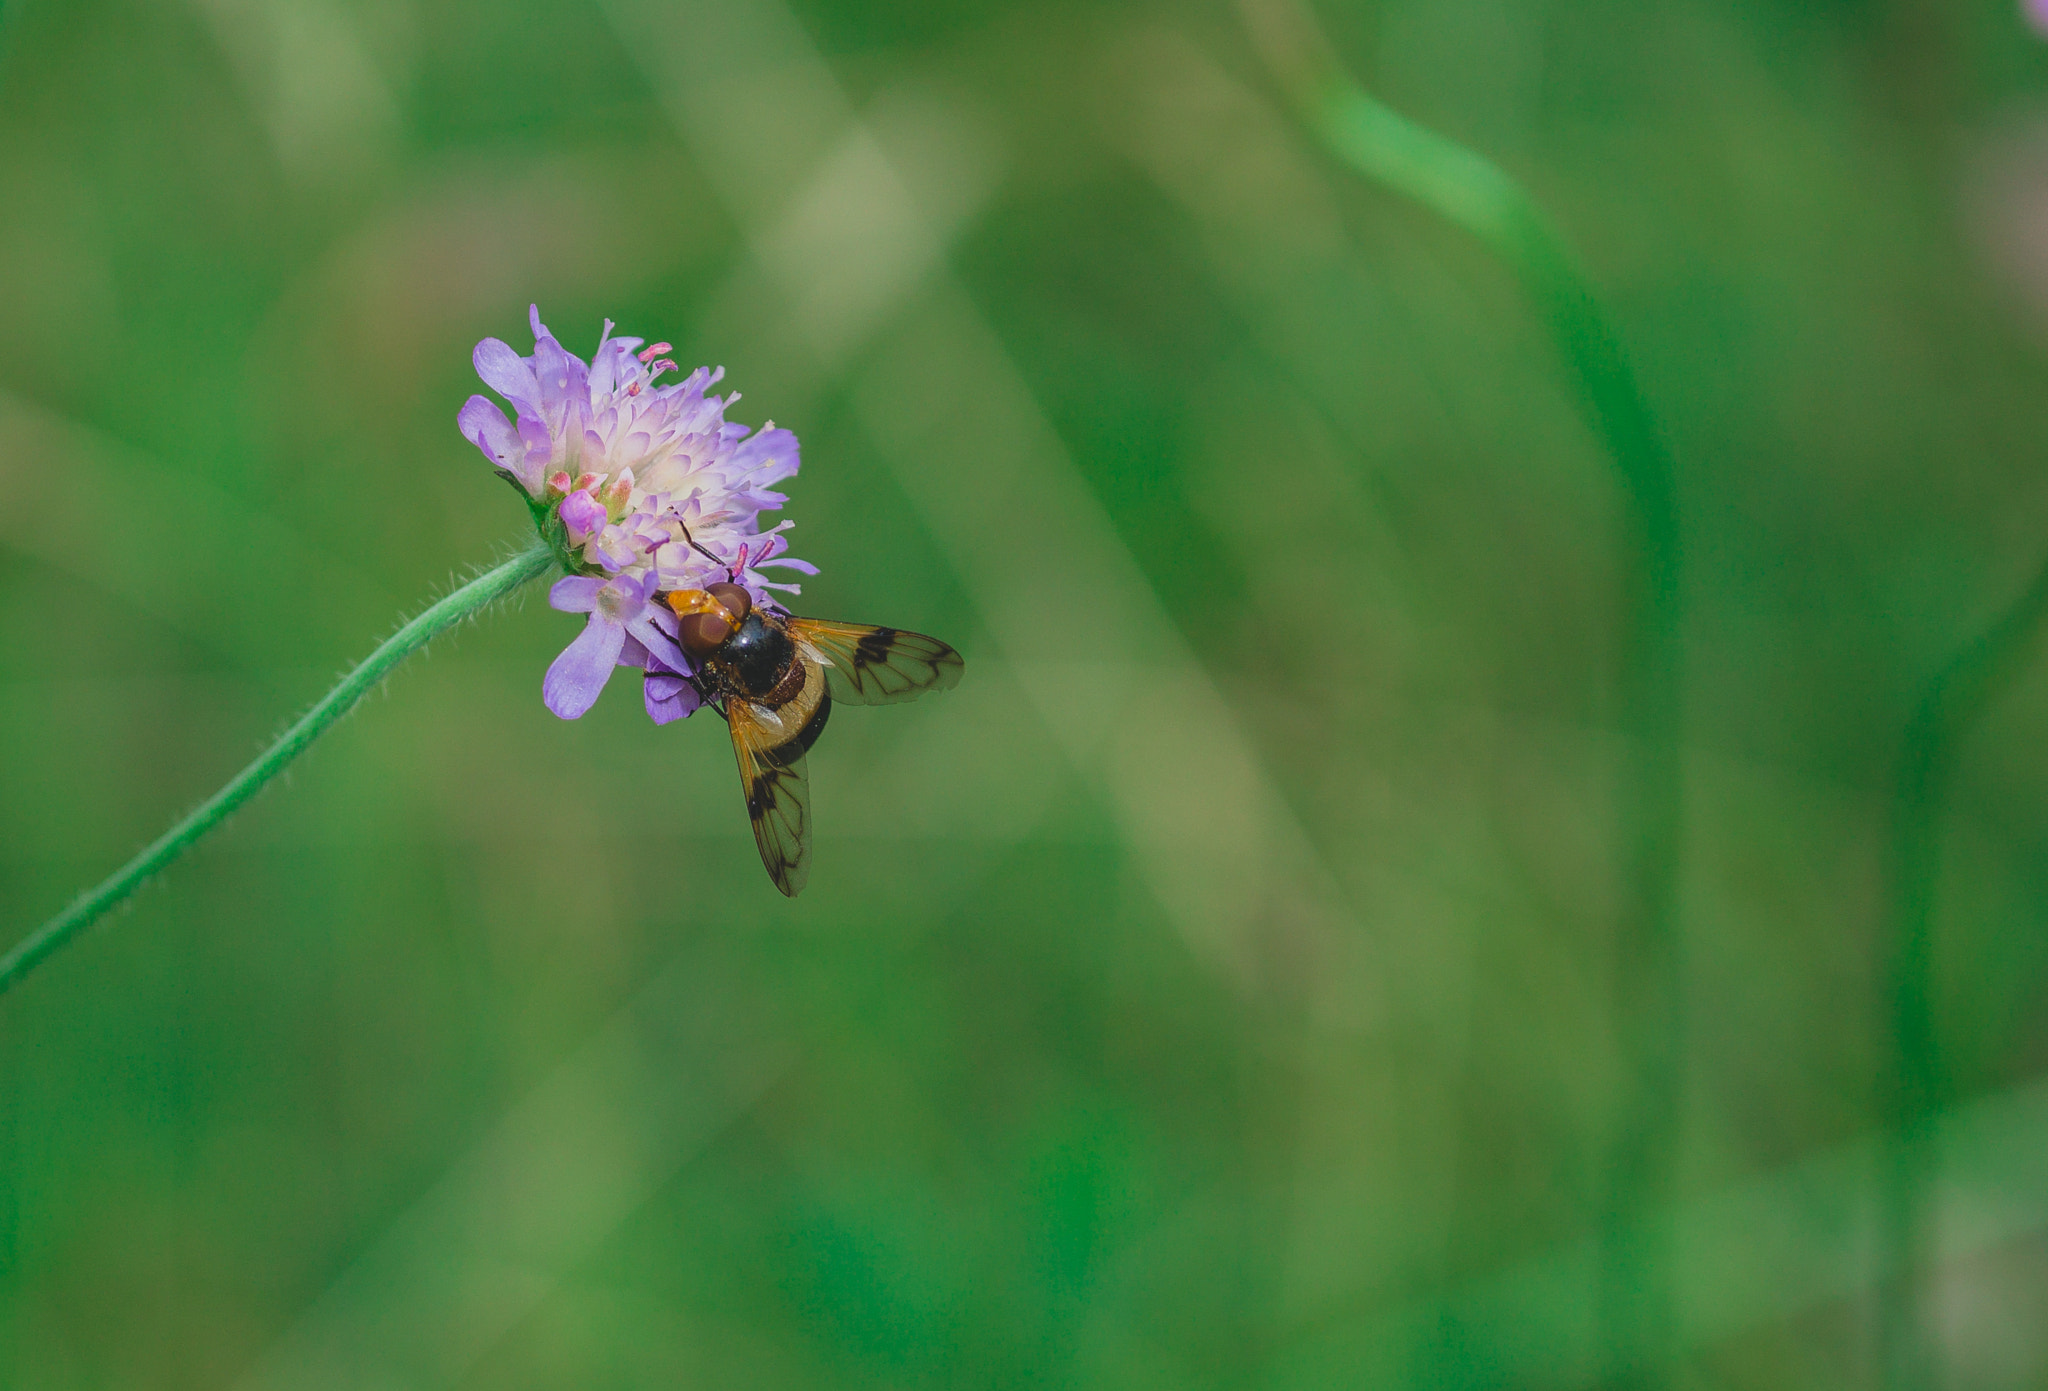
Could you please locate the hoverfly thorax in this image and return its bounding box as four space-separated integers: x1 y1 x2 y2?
718 614 798 698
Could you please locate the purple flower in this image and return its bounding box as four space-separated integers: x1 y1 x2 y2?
2031 0 2048 37
460 306 815 723
543 571 688 720
459 307 807 604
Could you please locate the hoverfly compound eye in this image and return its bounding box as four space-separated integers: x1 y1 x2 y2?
678 609 733 657
704 583 752 623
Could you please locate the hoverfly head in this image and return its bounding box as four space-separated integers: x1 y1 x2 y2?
668 583 753 658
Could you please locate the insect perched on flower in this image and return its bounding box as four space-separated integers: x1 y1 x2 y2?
667 580 961 895
461 307 962 894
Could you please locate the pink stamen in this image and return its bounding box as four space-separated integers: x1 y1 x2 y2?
626 382 641 397
636 342 672 363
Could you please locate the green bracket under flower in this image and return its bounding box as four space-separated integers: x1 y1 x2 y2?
1237 1 1685 1385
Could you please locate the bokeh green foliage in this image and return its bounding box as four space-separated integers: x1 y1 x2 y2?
6 0 2048 1387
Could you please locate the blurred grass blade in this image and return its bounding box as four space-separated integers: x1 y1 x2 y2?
0 544 554 1002
1236 2 1685 1384
1878 554 2048 1391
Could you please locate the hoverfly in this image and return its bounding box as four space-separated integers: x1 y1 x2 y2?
666 580 963 896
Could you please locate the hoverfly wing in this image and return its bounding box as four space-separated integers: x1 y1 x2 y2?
728 698 817 897
786 619 963 706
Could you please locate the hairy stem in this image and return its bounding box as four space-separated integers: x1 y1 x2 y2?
1878 556 2048 1391
1238 4 1684 1385
0 544 555 1002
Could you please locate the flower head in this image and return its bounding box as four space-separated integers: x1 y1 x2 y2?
461 307 817 721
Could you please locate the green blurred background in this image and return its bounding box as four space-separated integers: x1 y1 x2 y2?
6 0 2048 1386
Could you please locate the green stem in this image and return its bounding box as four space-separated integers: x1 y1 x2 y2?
1241 7 1684 1385
0 544 555 1002
1877 556 2048 1391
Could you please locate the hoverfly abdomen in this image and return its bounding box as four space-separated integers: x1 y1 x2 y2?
755 643 811 706
789 688 831 753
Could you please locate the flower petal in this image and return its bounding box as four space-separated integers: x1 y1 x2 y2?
542 616 627 719
548 575 604 612
642 600 681 640
617 633 653 669
517 413 555 462
644 673 704 725
474 338 539 409
457 395 541 494
625 609 688 675
457 393 515 457
590 335 639 399
530 312 589 419
728 424 801 487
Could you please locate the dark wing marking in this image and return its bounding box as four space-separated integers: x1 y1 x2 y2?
729 700 814 896
786 619 964 706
